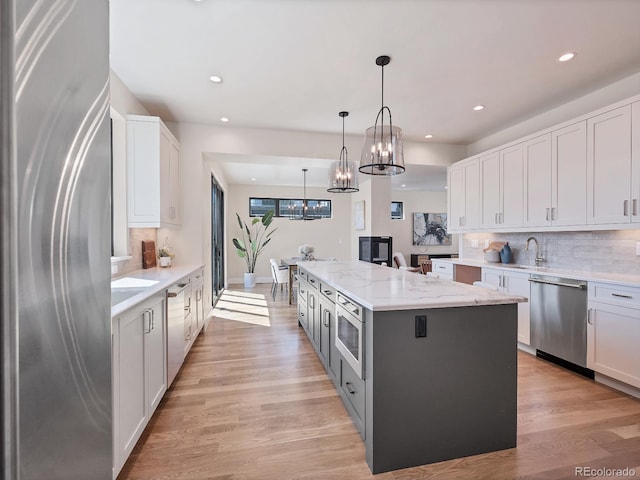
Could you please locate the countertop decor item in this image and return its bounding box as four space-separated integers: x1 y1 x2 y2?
298 244 315 260
328 111 359 193
359 55 405 176
142 240 157 269
233 209 276 287
483 241 505 263
500 242 512 264
157 237 175 267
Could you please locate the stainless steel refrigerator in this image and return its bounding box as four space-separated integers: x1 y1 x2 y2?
2 1 112 479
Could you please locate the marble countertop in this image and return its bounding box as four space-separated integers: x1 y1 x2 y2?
111 263 204 318
434 258 640 287
298 260 526 312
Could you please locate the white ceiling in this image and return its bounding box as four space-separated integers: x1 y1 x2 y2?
109 0 640 189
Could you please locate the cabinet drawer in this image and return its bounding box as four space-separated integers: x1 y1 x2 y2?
297 269 308 282
307 273 319 290
298 280 309 304
320 283 336 303
432 261 453 276
341 359 365 425
298 298 308 330
589 282 640 308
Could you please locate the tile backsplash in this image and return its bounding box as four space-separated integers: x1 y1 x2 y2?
112 228 157 277
461 230 640 274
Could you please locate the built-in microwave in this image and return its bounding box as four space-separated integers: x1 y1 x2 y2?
335 292 364 379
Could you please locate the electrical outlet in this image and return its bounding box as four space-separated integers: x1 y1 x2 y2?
484 239 490 248
636 242 640 256
471 239 479 248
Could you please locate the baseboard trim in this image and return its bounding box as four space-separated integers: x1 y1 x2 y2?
595 373 640 399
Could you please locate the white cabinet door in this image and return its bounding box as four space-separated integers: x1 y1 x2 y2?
523 134 552 227
448 164 465 232
500 144 524 229
504 271 531 346
480 152 501 229
631 101 640 224
552 121 587 226
146 298 167 415
115 308 147 467
463 160 480 230
588 303 640 389
481 268 504 291
586 105 632 225
127 115 181 228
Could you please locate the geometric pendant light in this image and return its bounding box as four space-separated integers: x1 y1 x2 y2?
359 55 405 175
327 111 359 193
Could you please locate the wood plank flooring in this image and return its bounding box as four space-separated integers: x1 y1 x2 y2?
119 284 640 479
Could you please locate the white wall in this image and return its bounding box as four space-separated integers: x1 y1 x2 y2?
226 184 351 283
389 190 459 263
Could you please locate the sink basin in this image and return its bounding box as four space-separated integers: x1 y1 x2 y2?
111 288 148 306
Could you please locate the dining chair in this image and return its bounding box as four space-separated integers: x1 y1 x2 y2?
269 258 289 300
392 252 421 273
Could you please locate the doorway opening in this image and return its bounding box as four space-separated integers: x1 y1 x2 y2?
211 174 225 302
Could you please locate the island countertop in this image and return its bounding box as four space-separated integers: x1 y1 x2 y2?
298 260 526 311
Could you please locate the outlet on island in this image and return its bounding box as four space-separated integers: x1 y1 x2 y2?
415 315 427 338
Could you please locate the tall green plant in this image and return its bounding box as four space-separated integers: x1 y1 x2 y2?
232 210 277 273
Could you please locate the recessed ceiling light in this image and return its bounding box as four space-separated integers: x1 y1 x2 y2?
209 75 223 83
401 184 406 187
424 134 433 139
558 52 576 62
473 105 485 111
220 117 229 123
251 178 256 181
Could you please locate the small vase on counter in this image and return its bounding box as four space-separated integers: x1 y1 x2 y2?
500 242 512 264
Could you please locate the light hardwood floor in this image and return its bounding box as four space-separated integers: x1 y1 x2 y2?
119 284 640 480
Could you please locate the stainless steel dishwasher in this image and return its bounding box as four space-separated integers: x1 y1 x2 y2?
529 275 589 370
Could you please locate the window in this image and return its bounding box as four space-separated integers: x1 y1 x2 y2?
249 197 332 218
391 201 404 219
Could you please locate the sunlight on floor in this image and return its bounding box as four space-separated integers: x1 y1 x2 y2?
212 290 271 327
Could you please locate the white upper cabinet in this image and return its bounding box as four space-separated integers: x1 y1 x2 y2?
586 105 632 225
480 146 524 230
552 121 587 226
632 101 640 224
127 115 181 228
523 134 552 227
448 94 640 233
448 159 480 232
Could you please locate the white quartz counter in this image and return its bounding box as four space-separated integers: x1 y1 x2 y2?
111 263 204 317
299 260 526 312
435 258 640 287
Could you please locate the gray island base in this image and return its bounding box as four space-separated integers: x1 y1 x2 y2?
364 304 517 474
295 261 523 474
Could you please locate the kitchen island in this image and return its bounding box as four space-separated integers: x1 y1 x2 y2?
297 260 526 474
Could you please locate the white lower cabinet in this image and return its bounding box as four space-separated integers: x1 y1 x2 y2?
482 267 531 345
431 260 454 280
113 294 166 478
588 282 640 389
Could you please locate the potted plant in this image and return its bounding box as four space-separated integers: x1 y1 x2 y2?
232 209 276 287
157 237 175 267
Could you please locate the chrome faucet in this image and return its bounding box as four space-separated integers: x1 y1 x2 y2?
525 237 544 266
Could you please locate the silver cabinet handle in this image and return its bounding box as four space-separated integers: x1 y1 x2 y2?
611 293 633 299
144 308 152 333
151 308 155 331
495 213 498 224
345 382 356 395
323 290 333 296
634 199 638 216
500 212 504 224
546 208 550 221
624 199 629 216
587 308 592 325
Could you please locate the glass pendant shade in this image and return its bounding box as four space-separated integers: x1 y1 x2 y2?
359 55 405 176
359 123 405 175
328 111 359 193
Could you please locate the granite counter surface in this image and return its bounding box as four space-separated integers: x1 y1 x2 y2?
299 260 526 312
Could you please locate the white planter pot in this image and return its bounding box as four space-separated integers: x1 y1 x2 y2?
244 272 256 288
159 256 172 267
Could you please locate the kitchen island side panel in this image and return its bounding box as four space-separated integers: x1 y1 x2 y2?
365 304 518 474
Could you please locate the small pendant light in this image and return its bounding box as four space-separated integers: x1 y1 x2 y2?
359 55 405 176
289 168 320 220
327 111 359 193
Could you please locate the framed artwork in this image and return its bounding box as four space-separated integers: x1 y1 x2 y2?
354 201 365 230
413 212 451 246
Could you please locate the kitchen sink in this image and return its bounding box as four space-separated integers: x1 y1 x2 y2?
111 277 159 306
111 288 148 306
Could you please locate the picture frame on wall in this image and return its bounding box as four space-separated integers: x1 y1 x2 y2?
354 200 365 230
413 212 451 246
